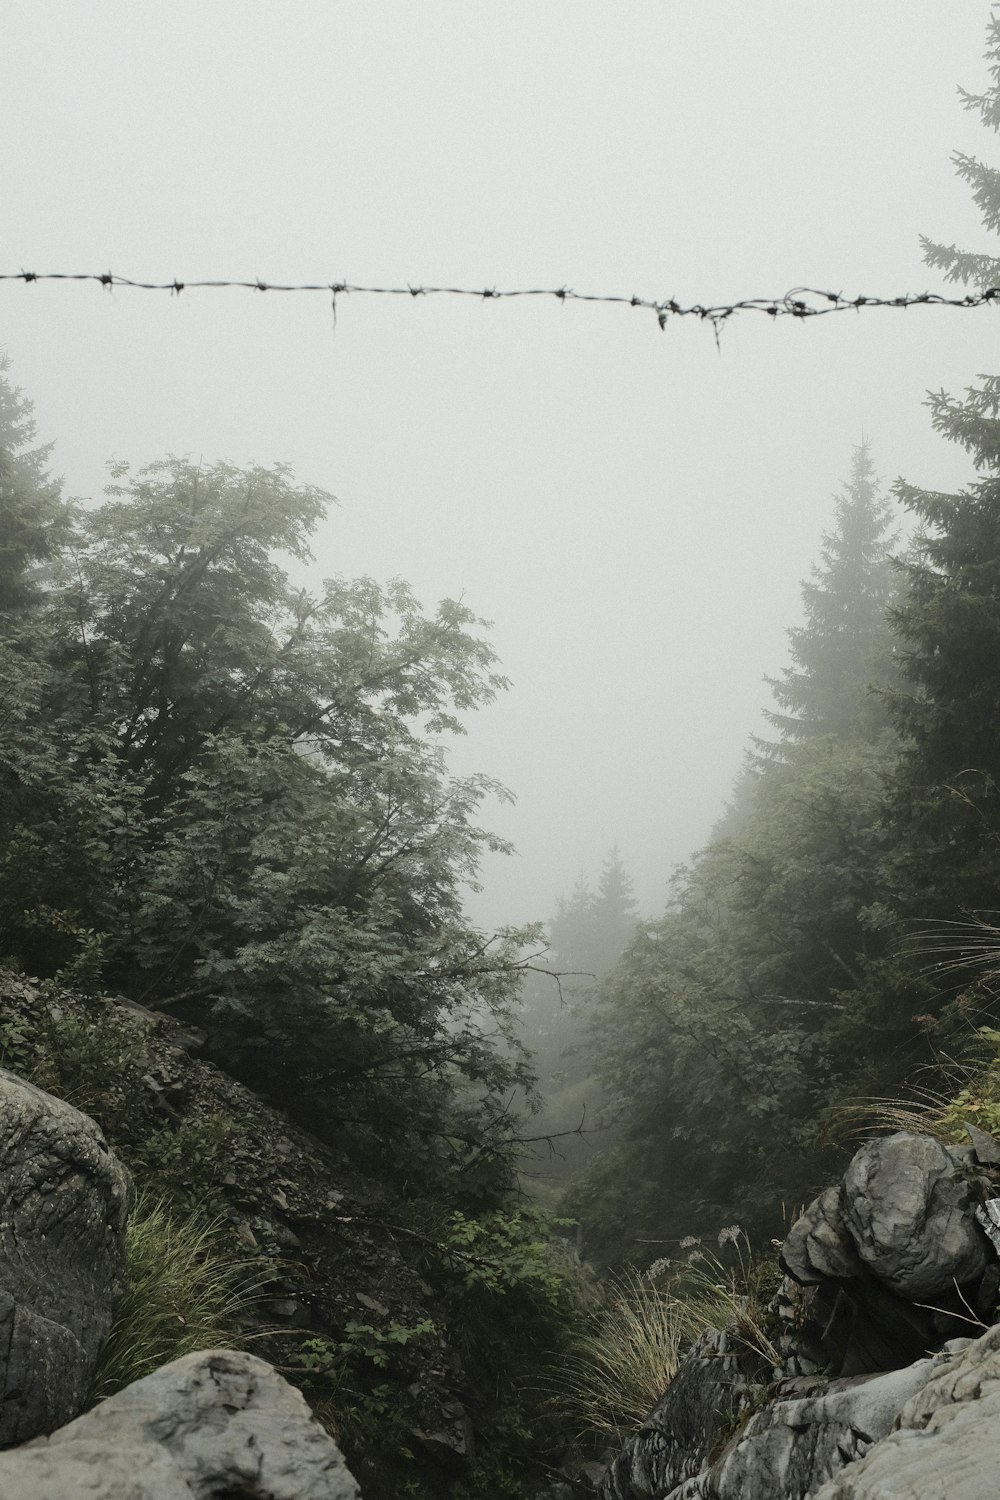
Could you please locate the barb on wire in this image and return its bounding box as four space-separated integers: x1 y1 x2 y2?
4 269 1000 331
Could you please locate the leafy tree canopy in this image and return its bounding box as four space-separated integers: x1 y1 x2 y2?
0 406 538 1205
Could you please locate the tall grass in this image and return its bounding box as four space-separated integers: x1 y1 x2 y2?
89 1192 271 1404
553 1268 697 1441
551 1233 780 1444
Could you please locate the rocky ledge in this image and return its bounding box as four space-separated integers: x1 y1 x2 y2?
599 1128 1000 1500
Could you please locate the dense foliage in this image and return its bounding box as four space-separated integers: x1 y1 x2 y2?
0 409 541 1207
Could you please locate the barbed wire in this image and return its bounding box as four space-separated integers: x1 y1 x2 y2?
3 269 1000 331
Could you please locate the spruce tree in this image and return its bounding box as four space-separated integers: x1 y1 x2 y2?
922 12 1000 292
546 847 638 980
879 17 1000 929
885 381 1000 921
762 441 899 752
0 356 68 612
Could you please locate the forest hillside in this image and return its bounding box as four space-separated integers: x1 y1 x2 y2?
9 14 1000 1498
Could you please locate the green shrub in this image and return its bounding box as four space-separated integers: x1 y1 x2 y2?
856 1026 1000 1146
0 1012 34 1073
422 1206 591 1497
132 1111 241 1210
29 1003 148 1130
19 905 108 991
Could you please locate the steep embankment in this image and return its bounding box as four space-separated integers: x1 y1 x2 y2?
0 971 572 1497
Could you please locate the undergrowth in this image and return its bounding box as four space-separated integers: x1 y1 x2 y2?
554 1267 694 1441
89 1191 272 1404
551 1230 780 1445
847 1025 1000 1146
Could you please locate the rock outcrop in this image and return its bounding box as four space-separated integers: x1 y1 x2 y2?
693 1345 962 1500
600 1127 1000 1500
0 1349 360 1499
598 1328 772 1500
0 1067 133 1443
780 1132 996 1379
599 1326 773 1500
814 1325 1000 1499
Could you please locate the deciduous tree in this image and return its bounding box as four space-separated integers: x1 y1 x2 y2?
0 442 538 1202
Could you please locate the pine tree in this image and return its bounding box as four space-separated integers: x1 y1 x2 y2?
762 441 900 753
0 356 69 612
878 17 1000 929
922 12 1000 292
594 846 639 968
884 381 1000 920
547 847 638 979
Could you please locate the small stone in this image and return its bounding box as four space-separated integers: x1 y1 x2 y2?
967 1122 1000 1165
271 1223 301 1250
355 1292 388 1315
264 1299 306 1323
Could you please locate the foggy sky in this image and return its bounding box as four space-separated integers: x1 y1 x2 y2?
3 1 999 930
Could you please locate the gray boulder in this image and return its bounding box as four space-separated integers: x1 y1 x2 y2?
0 1348 360 1499
780 1133 994 1377
0 1067 133 1442
813 1324 1000 1499
782 1186 864 1285
840 1132 987 1299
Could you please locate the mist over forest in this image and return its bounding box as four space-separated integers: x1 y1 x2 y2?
9 4 1000 1496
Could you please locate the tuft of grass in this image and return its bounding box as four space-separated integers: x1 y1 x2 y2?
550 1232 781 1445
654 1233 781 1370
551 1268 697 1442
833 1026 1000 1149
89 1191 271 1404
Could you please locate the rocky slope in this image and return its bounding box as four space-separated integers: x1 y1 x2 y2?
0 1050 360 1496
0 972 491 1494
